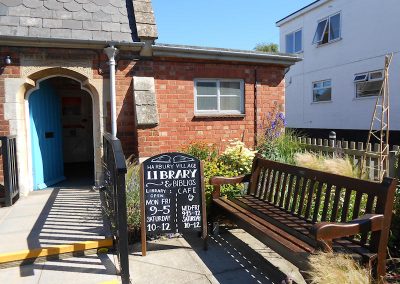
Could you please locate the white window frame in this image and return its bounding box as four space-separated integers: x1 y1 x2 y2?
313 12 341 45
285 29 303 53
194 79 244 115
312 79 332 102
354 70 384 98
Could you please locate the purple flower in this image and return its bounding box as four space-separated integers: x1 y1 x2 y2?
278 112 285 120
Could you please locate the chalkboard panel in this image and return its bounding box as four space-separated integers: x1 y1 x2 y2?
141 153 204 236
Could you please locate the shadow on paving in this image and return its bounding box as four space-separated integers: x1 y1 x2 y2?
184 229 289 284
135 228 291 283
19 187 114 277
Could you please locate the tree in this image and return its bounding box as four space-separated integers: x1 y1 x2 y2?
254 43 279 53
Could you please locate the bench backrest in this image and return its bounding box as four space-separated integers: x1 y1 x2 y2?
247 157 397 246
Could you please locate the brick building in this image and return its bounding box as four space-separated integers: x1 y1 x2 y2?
0 0 300 195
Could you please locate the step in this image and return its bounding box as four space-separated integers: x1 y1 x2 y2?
0 238 113 268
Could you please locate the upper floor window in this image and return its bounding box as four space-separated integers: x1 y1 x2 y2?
313 79 332 102
285 29 302 53
194 79 244 115
313 13 341 45
354 70 383 98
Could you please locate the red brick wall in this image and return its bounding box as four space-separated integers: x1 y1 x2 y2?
0 48 20 184
132 59 285 157
0 46 285 182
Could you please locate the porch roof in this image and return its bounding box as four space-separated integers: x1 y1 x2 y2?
0 0 158 43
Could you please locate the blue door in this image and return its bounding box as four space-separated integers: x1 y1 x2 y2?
29 81 65 190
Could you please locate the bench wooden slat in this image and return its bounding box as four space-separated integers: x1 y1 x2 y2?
278 173 289 208
261 168 272 200
284 174 295 210
297 177 309 216
235 195 377 262
257 168 267 199
214 197 314 253
304 179 317 220
312 181 324 223
321 183 332 221
341 188 353 222
273 171 283 205
267 169 277 202
352 191 363 220
290 176 302 214
330 186 342 222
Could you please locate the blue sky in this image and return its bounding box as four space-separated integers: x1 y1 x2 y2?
152 0 314 50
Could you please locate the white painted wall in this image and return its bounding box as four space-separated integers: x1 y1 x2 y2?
278 0 400 130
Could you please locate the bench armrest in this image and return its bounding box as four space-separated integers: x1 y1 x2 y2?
311 214 384 245
209 174 251 198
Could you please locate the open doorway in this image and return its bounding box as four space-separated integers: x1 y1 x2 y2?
28 77 94 189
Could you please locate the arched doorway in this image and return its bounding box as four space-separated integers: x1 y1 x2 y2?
28 77 94 189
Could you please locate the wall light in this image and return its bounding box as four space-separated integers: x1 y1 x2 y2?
1 56 12 73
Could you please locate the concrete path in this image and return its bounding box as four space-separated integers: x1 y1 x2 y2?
0 253 119 284
130 227 306 284
1 226 307 283
0 187 111 254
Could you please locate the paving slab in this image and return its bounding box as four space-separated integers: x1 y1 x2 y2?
130 227 306 284
0 187 111 255
0 253 119 284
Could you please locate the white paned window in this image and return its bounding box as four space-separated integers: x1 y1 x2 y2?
355 70 384 98
313 13 341 45
194 79 244 114
313 79 332 102
285 29 302 53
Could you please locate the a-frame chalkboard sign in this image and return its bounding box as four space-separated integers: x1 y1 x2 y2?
140 152 207 255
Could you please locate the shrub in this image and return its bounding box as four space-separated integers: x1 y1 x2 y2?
257 129 303 165
125 156 141 243
257 109 302 165
294 152 359 178
182 140 256 206
308 252 371 284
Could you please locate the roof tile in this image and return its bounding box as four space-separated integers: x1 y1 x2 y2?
8 5 30 16
0 3 8 16
20 17 42 27
44 0 64 11
62 19 82 29
92 0 109 6
72 10 92 21
22 0 43 9
64 1 82 12
31 7 53 18
1 0 23 7
92 10 112 22
53 10 73 19
82 2 100 13
50 28 72 39
43 19 62 28
0 0 158 42
0 25 28 36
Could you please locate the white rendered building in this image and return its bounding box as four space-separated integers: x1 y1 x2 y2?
276 0 400 142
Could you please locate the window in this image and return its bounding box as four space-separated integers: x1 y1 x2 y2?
313 13 341 45
285 29 302 53
313 80 332 102
194 79 244 114
355 70 384 98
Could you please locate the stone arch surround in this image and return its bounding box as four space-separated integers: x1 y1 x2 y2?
4 64 108 195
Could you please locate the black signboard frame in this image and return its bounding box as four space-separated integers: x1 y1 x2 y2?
140 152 208 256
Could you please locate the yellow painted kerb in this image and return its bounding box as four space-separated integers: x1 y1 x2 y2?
0 238 113 264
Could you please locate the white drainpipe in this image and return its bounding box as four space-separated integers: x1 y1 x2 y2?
104 46 118 138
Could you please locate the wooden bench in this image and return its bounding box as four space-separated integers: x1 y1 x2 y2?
210 156 397 282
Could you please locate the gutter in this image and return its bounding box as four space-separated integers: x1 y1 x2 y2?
0 35 144 51
152 44 301 66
